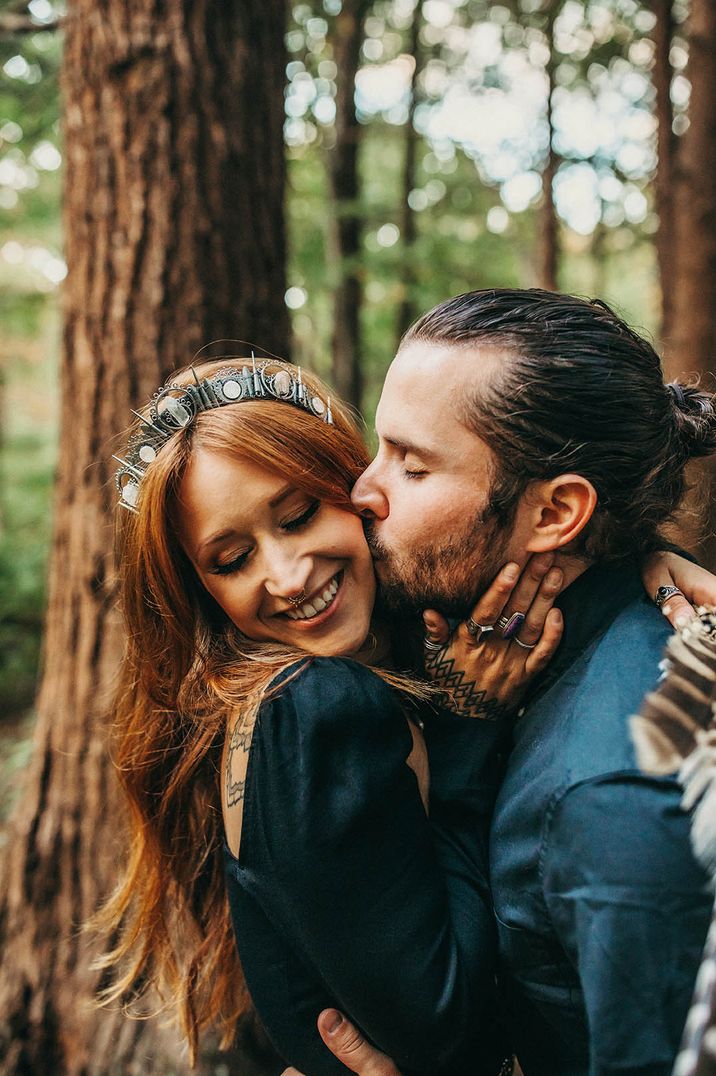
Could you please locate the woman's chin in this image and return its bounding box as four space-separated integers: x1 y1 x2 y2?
287 616 374 660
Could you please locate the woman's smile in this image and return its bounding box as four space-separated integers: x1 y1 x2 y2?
281 569 343 622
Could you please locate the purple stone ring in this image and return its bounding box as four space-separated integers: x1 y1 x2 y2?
497 611 526 639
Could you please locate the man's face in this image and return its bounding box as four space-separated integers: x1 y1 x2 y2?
351 340 525 617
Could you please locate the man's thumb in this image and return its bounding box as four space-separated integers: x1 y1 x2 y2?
317 1010 400 1075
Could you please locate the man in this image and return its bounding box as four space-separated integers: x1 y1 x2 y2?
287 289 716 1076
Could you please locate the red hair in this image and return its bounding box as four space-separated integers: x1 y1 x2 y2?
88 360 372 1062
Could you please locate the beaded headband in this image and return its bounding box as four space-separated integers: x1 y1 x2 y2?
113 357 333 513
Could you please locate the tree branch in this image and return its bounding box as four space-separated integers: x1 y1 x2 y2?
0 12 62 34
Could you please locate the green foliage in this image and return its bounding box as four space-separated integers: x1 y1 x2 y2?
0 328 58 713
0 2 62 717
0 0 677 716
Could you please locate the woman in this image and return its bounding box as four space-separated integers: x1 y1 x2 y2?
96 355 709 1075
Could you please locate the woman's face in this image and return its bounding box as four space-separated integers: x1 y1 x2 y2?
175 448 377 657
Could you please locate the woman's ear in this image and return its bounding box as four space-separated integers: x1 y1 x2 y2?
523 474 598 553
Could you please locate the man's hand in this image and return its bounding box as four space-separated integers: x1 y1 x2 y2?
423 555 563 720
281 1009 402 1076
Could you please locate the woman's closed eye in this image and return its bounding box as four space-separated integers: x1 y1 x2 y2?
281 499 320 531
210 549 251 576
208 501 321 576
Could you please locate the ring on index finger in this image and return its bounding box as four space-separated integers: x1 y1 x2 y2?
467 617 494 644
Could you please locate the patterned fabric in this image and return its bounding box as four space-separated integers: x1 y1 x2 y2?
631 610 716 1076
673 908 716 1076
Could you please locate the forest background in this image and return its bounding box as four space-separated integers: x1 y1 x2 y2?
0 0 715 1072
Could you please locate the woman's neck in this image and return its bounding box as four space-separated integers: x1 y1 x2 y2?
351 616 394 668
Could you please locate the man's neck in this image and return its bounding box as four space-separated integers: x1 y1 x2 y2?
554 552 592 592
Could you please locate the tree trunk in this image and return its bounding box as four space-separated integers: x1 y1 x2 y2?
0 2 288 1073
539 1 559 292
329 0 371 410
667 0 716 568
669 0 716 375
652 0 676 343
396 0 424 343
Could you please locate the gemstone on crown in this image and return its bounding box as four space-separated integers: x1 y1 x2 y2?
114 358 334 514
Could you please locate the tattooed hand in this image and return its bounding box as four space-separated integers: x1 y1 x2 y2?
423 554 564 720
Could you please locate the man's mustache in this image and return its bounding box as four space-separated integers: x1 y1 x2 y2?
361 519 385 561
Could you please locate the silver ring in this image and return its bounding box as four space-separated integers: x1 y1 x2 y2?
654 585 683 611
467 617 494 643
423 636 444 653
513 637 537 650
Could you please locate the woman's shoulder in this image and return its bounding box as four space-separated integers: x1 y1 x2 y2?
264 656 400 719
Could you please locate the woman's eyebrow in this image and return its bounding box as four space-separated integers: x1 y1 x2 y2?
196 528 236 556
269 484 296 508
196 485 297 556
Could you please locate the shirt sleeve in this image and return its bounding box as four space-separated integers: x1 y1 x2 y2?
242 657 509 1075
542 773 712 1076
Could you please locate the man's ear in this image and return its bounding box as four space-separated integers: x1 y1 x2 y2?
523 475 598 553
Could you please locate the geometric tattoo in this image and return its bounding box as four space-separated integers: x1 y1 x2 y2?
424 645 515 722
225 720 253 808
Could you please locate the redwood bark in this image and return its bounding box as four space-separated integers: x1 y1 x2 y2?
667 0 716 567
0 1 287 1072
652 0 676 342
669 0 716 375
539 1 559 292
329 0 371 410
396 0 424 343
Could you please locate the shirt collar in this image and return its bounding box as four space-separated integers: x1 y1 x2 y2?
524 556 646 707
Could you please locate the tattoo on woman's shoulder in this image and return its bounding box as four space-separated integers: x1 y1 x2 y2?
226 721 253 808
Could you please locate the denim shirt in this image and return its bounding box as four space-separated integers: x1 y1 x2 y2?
490 560 712 1076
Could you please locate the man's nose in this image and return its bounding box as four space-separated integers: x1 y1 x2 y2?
351 462 389 521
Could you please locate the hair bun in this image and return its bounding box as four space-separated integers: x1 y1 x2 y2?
667 381 716 459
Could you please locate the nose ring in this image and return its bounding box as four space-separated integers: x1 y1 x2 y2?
287 590 307 607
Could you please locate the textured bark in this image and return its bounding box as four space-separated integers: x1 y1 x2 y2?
669 0 716 375
539 1 559 292
0 1 287 1072
329 0 371 410
395 1 424 343
652 0 676 342
667 0 716 567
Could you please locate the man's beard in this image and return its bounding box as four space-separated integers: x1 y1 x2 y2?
365 508 511 620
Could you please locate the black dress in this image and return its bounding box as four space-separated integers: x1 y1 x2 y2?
223 657 510 1075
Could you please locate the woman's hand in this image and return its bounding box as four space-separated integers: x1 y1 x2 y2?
422 553 563 720
642 550 716 628
280 1010 403 1076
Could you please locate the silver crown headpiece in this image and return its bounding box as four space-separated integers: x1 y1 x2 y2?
114 357 333 513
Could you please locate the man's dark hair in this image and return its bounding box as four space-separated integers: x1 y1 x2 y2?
402 288 716 559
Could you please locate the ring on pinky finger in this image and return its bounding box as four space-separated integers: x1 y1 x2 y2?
513 637 537 650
